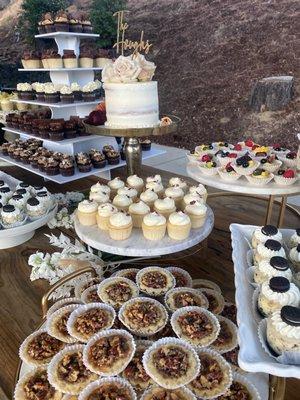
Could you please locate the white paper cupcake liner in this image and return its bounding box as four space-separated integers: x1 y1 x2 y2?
166 266 193 288
83 329 136 376
216 155 237 167
192 279 222 293
194 146 216 156
198 288 225 314
28 209 49 222
142 337 201 389
258 319 300 365
164 287 209 312
46 305 80 343
19 328 64 367
136 267 175 297
252 287 264 324
232 161 259 176
277 156 297 168
47 344 97 395
246 249 254 267
78 376 137 400
74 277 103 299
81 284 101 304
210 315 238 354
274 175 298 186
97 277 139 308
262 160 282 173
1 214 27 229
170 306 220 349
230 371 262 400
47 297 84 319
246 266 259 289
113 268 140 281
118 297 169 337
217 168 242 182
188 347 233 399
196 164 219 176
140 384 197 400
67 303 116 343
246 173 274 186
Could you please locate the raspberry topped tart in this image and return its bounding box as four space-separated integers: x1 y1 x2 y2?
141 385 197 400
98 277 139 309
83 329 135 376
165 287 209 312
119 297 168 336
143 337 200 389
79 377 137 400
136 267 175 296
188 349 232 399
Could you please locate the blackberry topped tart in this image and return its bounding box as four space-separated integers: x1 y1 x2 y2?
98 277 139 309
165 287 209 312
136 267 175 297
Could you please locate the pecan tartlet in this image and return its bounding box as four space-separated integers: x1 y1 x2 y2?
221 302 237 324
143 338 200 389
74 277 103 298
223 346 239 367
165 288 208 312
141 385 196 400
199 288 225 314
98 277 139 308
83 329 135 375
81 284 102 303
19 329 64 366
171 306 220 347
67 303 116 342
136 267 175 296
166 267 193 288
114 268 140 282
211 316 238 354
188 349 232 398
47 305 79 343
218 373 258 400
192 279 222 293
119 297 168 336
47 297 84 319
79 377 136 400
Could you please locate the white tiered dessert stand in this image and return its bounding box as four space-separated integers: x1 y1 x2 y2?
1 31 165 183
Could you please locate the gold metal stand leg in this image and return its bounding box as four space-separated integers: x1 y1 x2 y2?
269 375 286 400
277 195 287 228
124 137 142 176
265 195 275 225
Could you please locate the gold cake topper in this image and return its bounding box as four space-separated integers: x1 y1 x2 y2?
113 10 153 55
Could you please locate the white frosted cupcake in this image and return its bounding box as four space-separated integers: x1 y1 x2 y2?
254 256 293 284
290 228 300 248
117 186 138 201
108 177 125 197
96 203 118 230
146 174 162 184
77 200 98 226
169 177 188 193
89 190 110 204
140 189 158 209
153 197 176 219
90 182 111 196
108 212 133 241
127 174 144 194
164 186 184 209
167 211 191 240
129 201 150 228
254 239 286 265
182 193 203 209
142 212 166 241
251 225 283 249
113 194 133 212
290 245 300 269
184 201 207 228
145 181 164 197
258 277 300 317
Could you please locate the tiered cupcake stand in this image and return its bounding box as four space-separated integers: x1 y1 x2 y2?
0 31 165 183
187 163 300 227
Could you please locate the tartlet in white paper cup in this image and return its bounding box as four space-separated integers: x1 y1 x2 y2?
74 277 103 299
47 344 97 395
47 297 84 319
217 167 242 182
198 288 225 314
166 266 193 288
274 174 298 186
113 268 140 282
196 163 219 176
192 279 222 293
98 276 139 309
83 329 136 376
164 287 209 312
278 155 297 168
232 160 259 176
210 315 238 354
67 302 116 343
226 372 262 400
141 384 197 400
187 347 233 399
46 305 80 343
246 173 274 186
171 306 220 348
19 328 64 367
78 376 137 400
136 266 175 297
262 160 282 173
118 297 168 337
142 337 200 389
81 284 101 304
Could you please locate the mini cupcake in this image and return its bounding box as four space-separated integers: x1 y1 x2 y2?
117 187 138 201
145 181 164 197
0 204 24 227
113 194 133 212
89 190 110 204
251 225 283 249
70 82 82 101
140 189 159 209
165 288 208 312
0 186 13 202
166 266 193 288
36 191 53 209
79 49 94 68
232 155 259 175
218 163 242 181
96 203 118 230
60 85 74 103
47 305 80 343
153 197 176 219
278 151 297 168
142 212 167 241
54 10 69 31
210 316 238 354
108 177 125 197
26 197 47 219
184 201 207 229
90 151 106 168
290 228 300 248
44 84 60 103
62 49 78 68
169 177 188 193
257 277 300 317
182 193 203 209
95 48 112 68
189 184 207 202
77 200 98 226
46 157 60 175
254 256 293 284
198 288 225 314
98 276 139 309
59 158 75 176
254 239 286 265
290 244 300 269
108 211 133 241
76 152 92 172
266 305 300 355
127 174 144 194
107 149 121 165
146 174 162 184
164 186 184 209
129 201 150 228
274 168 297 186
136 266 175 297
260 154 282 172
90 181 110 196
15 188 31 201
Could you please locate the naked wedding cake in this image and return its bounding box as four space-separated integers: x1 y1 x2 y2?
102 53 160 128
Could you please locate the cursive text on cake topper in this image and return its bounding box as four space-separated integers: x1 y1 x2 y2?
113 10 153 55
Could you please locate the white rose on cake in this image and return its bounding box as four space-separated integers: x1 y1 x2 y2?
135 53 156 81
102 55 141 83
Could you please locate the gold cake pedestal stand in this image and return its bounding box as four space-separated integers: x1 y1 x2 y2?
84 115 179 175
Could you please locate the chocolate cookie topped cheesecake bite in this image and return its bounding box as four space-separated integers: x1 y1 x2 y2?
254 239 286 265
251 225 283 249
254 256 293 284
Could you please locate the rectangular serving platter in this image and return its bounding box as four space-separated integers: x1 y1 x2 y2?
230 223 300 378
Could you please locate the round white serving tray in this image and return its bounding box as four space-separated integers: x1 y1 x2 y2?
74 206 214 257
187 163 300 196
0 204 57 249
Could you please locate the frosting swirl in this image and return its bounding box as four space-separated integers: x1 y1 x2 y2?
269 310 300 339
169 211 191 226
97 203 118 217
256 242 286 259
109 212 132 227
290 247 300 263
127 174 144 188
154 197 175 210
164 186 184 199
140 189 158 203
185 201 207 216
78 200 98 213
189 184 207 197
146 175 162 184
253 227 283 244
113 194 133 207
129 201 150 214
256 259 292 281
89 191 110 204
90 182 111 195
108 177 125 190
145 181 164 193
143 212 166 226
260 281 299 306
169 177 187 189
117 187 138 199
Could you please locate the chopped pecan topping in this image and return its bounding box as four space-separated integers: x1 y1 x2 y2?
178 311 213 339
87 289 100 303
122 271 138 281
172 271 188 288
223 347 239 366
123 349 151 384
55 312 71 337
27 332 63 361
173 292 204 308
144 388 187 400
57 351 91 383
218 381 251 399
202 291 219 313
87 383 132 400
89 335 130 368
24 370 55 400
80 278 102 294
124 301 161 327
213 321 233 347
141 271 167 289
191 355 223 390
105 282 132 304
153 346 188 378
75 309 110 335
221 304 237 324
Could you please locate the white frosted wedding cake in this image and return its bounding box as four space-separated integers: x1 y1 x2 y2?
102 53 160 128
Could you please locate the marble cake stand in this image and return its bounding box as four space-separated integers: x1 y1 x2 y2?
187 162 300 227
74 206 214 257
